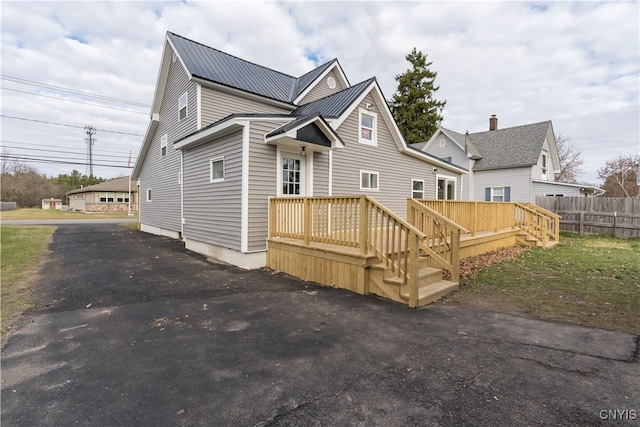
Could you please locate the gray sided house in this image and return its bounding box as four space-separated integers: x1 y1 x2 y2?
417 116 601 202
132 32 467 269
67 176 137 212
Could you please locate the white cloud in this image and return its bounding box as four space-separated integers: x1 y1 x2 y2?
1 0 637 184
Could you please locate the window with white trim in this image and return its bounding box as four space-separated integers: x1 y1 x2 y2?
99 192 115 203
359 109 377 146
541 152 548 180
178 92 188 121
439 138 446 147
210 157 224 182
492 187 504 202
412 179 424 199
116 193 130 203
146 189 152 202
160 134 167 157
437 177 456 200
485 186 511 202
360 170 379 191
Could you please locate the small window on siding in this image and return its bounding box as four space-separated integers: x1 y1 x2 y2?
359 109 377 146
485 187 511 202
178 92 188 121
210 157 224 182
146 189 152 202
412 179 424 199
160 134 167 157
360 170 379 191
439 138 446 147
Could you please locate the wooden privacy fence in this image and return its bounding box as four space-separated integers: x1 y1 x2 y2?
535 196 640 238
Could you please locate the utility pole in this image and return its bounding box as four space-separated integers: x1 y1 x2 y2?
85 125 97 176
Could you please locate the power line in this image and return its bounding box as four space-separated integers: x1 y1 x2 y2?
1 140 139 156
0 114 145 136
1 74 151 108
1 144 137 161
1 154 133 169
1 87 149 115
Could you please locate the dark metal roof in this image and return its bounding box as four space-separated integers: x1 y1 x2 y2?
291 60 337 101
469 121 552 170
292 78 375 118
168 32 340 105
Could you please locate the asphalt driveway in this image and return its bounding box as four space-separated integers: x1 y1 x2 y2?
2 224 638 426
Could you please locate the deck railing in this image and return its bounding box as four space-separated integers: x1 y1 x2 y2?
414 200 517 236
406 199 469 282
514 203 560 246
415 199 559 245
521 203 561 242
269 196 427 307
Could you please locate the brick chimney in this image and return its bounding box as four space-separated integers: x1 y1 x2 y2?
489 115 498 131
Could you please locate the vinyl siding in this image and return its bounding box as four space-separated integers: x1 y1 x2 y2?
424 134 468 166
473 167 532 202
532 137 556 181
298 69 345 105
247 120 282 252
532 181 583 197
139 54 197 232
200 87 291 127
423 133 471 199
331 94 458 218
313 151 330 195
182 129 243 250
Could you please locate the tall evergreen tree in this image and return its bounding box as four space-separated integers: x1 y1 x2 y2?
389 47 446 144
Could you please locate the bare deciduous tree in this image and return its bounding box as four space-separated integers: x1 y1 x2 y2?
554 133 584 184
1 151 60 207
597 154 640 198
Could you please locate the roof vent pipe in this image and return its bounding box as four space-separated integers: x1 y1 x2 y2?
489 115 498 131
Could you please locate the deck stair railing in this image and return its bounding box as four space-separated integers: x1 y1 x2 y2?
269 195 427 307
406 199 469 282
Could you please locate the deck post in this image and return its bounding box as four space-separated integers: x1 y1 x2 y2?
408 232 419 308
451 228 460 282
303 198 311 246
472 202 477 237
359 196 369 256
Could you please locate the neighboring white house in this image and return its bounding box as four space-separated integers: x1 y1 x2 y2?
41 198 62 210
415 115 601 202
131 32 467 269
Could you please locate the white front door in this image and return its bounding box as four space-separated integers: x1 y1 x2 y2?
281 152 306 196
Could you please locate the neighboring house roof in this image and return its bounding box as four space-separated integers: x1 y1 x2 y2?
292 78 375 118
67 176 135 195
467 121 553 171
168 32 346 105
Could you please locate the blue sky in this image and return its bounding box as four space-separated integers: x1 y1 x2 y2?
1 1 638 184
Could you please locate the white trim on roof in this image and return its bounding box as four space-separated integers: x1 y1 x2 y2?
174 118 245 151
293 61 350 105
331 80 467 175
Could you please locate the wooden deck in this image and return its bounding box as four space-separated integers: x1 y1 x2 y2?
267 196 559 308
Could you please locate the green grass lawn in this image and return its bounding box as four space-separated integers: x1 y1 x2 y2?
1 208 136 220
1 225 56 340
446 234 640 335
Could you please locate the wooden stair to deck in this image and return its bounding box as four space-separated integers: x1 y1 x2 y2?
516 232 559 249
368 255 458 308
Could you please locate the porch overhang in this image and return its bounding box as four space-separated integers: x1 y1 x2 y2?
265 114 344 153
